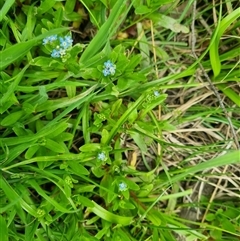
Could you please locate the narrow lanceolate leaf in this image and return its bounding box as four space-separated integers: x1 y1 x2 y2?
0 42 35 70
1 110 25 126
0 65 28 110
106 93 146 145
80 0 128 64
0 176 37 220
27 180 75 213
0 215 8 241
0 0 15 22
164 151 240 187
90 201 133 225
210 8 240 77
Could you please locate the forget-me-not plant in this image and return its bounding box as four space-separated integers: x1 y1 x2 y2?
103 60 116 76
42 34 73 59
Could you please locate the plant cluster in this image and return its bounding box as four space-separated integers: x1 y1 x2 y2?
0 0 240 241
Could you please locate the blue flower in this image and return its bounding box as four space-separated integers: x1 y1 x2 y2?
153 90 160 97
60 36 73 49
103 60 116 76
104 60 112 68
103 69 109 77
51 49 60 58
49 35 58 42
97 152 106 161
42 35 58 45
119 182 128 192
43 37 50 45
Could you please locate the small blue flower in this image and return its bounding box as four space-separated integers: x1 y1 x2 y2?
42 35 58 45
51 49 60 58
154 90 160 97
65 36 73 45
104 60 112 68
97 152 106 161
49 35 58 42
103 69 109 76
103 60 116 77
43 37 50 45
119 182 128 192
60 36 73 49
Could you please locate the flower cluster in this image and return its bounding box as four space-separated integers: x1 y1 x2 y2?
42 34 73 59
102 60 116 76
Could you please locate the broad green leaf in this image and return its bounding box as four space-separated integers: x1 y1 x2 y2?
1 110 24 126
68 161 89 176
101 129 109 145
44 139 66 154
135 5 151 14
79 143 101 152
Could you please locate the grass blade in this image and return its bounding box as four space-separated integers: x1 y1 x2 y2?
0 0 15 22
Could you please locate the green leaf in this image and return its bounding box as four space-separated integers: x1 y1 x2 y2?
0 65 28 111
135 5 151 14
44 139 66 154
80 0 129 65
27 179 74 213
0 215 8 241
167 151 240 186
222 218 236 233
1 110 24 126
106 92 146 144
25 145 40 159
155 14 189 33
79 143 101 152
209 8 240 77
111 99 122 117
0 28 67 70
0 0 15 22
119 200 135 209
37 0 56 15
0 176 36 220
76 195 94 208
25 218 40 241
65 0 77 14
0 42 35 70
68 161 89 176
90 201 133 225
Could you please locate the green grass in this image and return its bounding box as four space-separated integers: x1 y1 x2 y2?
0 0 240 240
